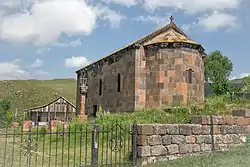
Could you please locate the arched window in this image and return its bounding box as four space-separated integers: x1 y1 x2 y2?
99 79 102 96
187 69 194 84
118 73 121 92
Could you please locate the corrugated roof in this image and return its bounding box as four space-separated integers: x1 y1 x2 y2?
25 96 76 111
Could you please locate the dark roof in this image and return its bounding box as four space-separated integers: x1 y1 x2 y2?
24 96 76 111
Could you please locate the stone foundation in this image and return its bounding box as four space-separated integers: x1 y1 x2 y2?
137 115 247 166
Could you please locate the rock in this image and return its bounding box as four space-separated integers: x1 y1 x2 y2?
162 135 171 145
179 125 192 136
167 144 179 155
154 125 166 135
179 144 193 154
148 135 162 146
166 125 179 135
200 144 212 152
186 135 196 144
138 146 151 157
172 135 185 144
151 145 167 156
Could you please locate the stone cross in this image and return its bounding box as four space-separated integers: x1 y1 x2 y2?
169 16 174 24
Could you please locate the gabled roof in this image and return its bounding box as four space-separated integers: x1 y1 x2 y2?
75 17 203 73
25 96 76 111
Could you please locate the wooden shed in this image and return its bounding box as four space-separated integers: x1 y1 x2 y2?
25 96 76 125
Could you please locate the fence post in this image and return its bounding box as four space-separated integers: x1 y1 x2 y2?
91 122 99 166
210 116 215 151
132 121 137 166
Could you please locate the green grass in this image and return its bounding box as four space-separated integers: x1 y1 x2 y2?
151 137 250 167
0 79 76 112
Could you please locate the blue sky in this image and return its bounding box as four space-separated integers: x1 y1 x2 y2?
0 0 249 80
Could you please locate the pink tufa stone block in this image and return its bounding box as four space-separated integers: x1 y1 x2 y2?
23 120 32 131
11 122 19 128
49 120 63 131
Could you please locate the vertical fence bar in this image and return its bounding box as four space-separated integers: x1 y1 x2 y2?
61 124 65 167
79 125 83 166
91 123 99 167
105 125 109 166
115 121 118 166
127 124 130 161
19 123 24 167
84 125 88 166
210 116 215 151
3 124 8 167
110 122 113 165
49 124 52 167
35 112 39 167
41 129 45 167
26 127 32 167
101 125 104 165
67 125 71 167
123 124 126 165
55 125 59 167
73 124 76 167
11 125 16 167
132 121 137 166
119 122 122 165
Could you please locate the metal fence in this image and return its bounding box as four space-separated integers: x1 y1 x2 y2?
0 121 137 167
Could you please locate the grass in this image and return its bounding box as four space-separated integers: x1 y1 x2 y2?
150 136 250 167
0 79 76 112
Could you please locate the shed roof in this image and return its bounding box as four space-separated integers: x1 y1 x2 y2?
25 96 76 111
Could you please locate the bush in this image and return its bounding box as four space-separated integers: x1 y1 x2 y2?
0 99 13 127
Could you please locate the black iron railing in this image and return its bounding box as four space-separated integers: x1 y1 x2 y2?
0 121 137 167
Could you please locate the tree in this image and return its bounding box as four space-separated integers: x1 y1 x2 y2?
204 50 233 95
0 99 13 127
241 76 250 92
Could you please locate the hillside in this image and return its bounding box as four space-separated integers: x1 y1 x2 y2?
0 78 76 112
0 77 246 113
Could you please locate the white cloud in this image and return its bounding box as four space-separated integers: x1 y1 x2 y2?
0 58 51 80
143 0 243 13
0 0 21 8
101 0 138 7
54 38 82 47
0 59 29 80
230 73 250 80
36 47 50 55
196 11 237 31
0 0 97 45
94 5 126 28
182 11 238 32
31 58 42 68
134 14 171 27
64 56 91 68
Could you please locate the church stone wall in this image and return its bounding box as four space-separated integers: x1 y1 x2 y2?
84 49 136 116
144 46 204 107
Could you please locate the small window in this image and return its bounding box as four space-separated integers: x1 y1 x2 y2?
187 69 193 84
93 105 98 117
99 79 102 96
118 73 121 92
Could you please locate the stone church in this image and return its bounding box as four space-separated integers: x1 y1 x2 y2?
75 16 206 118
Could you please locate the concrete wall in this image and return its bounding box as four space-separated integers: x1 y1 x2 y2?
84 49 136 115
136 115 247 166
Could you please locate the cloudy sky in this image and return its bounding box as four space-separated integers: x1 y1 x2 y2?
0 0 249 80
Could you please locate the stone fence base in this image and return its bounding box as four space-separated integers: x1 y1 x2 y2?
136 115 247 166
